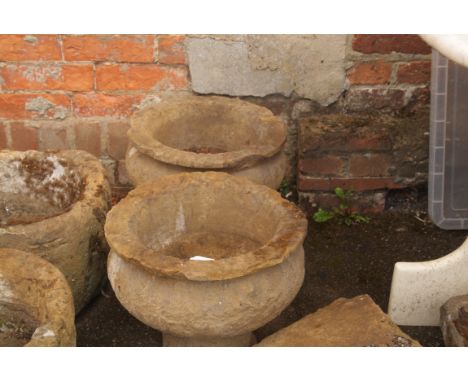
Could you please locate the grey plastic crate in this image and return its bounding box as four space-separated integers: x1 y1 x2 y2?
429 49 468 229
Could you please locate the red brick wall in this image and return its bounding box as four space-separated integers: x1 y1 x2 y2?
0 34 189 186
343 34 431 113
298 34 431 212
0 34 431 202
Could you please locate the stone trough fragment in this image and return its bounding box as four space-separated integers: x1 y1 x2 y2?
0 150 111 313
0 248 75 347
256 295 420 347
126 93 288 189
105 172 307 346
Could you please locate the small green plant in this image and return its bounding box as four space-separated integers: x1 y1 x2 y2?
312 187 370 226
278 179 291 198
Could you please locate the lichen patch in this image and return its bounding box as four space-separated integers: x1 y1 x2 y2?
0 153 83 226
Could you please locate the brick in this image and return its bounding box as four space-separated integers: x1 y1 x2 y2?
63 35 154 63
75 122 101 157
0 122 7 148
107 120 130 159
0 63 94 91
73 93 144 117
397 61 431 84
96 64 188 91
158 35 186 65
344 88 406 112
352 35 431 55
349 154 391 177
10 122 38 151
297 177 331 191
0 93 71 120
298 156 345 176
38 123 68 150
347 61 392 85
331 178 403 191
298 113 429 190
348 133 391 151
298 176 403 192
0 35 61 61
298 114 393 156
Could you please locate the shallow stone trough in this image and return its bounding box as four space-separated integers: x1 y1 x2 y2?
0 150 111 313
105 172 307 346
0 248 75 347
126 93 288 189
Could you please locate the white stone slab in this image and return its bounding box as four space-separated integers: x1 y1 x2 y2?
421 35 468 68
388 237 468 326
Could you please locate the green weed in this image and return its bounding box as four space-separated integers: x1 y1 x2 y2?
312 187 370 226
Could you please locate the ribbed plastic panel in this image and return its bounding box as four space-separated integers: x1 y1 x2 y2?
429 49 468 229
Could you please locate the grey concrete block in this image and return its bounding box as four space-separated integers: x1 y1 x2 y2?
186 35 347 106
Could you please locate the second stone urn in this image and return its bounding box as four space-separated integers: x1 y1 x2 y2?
125 93 288 189
105 172 307 346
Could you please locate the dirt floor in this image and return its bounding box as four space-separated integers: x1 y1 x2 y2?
76 187 468 347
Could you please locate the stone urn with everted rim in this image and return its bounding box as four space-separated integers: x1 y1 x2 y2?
125 93 288 189
105 172 307 346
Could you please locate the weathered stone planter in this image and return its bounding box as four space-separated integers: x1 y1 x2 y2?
125 94 288 189
0 248 75 346
0 150 111 313
106 172 307 346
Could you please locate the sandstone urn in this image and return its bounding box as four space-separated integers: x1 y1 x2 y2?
0 248 75 346
0 150 111 313
125 94 288 189
106 172 307 346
